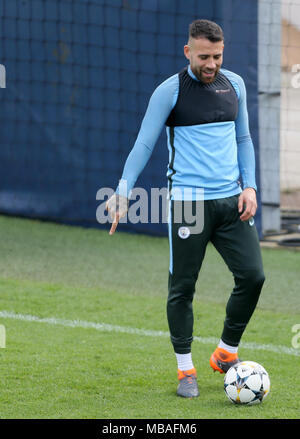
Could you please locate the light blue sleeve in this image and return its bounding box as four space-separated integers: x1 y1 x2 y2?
116 74 179 197
221 69 257 191
234 75 257 191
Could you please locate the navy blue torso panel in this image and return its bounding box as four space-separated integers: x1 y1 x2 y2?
166 67 238 127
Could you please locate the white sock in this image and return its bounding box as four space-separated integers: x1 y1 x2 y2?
218 339 238 354
175 353 194 371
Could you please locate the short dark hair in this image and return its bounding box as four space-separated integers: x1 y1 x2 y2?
189 19 224 43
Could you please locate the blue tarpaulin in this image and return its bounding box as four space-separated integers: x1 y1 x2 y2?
0 0 261 237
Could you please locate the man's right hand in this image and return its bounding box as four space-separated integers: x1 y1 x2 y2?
105 194 129 235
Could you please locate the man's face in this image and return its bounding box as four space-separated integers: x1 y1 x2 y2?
184 37 224 84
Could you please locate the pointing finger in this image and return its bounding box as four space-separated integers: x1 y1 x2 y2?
109 213 120 235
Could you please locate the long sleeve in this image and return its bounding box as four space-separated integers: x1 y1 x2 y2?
116 74 179 197
235 76 257 191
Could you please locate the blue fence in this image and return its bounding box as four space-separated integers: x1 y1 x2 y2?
0 0 261 237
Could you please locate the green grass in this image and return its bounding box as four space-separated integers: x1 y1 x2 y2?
0 215 299 419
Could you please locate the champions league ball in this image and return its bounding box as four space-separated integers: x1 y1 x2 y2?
224 361 270 405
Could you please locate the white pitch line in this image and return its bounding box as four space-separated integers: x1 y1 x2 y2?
0 310 299 357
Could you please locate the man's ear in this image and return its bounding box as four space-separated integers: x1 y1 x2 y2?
183 44 190 61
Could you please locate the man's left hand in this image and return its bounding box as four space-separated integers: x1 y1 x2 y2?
238 187 257 221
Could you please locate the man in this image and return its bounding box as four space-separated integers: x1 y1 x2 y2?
106 19 265 398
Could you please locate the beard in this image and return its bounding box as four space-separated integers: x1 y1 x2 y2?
193 66 220 83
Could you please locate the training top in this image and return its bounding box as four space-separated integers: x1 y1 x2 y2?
116 65 256 201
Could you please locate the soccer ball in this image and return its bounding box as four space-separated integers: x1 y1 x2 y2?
224 361 270 405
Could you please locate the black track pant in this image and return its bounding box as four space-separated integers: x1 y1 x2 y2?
167 195 265 354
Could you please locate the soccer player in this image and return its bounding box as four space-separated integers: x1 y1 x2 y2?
106 19 265 398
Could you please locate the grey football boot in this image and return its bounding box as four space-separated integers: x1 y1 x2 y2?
176 369 199 398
